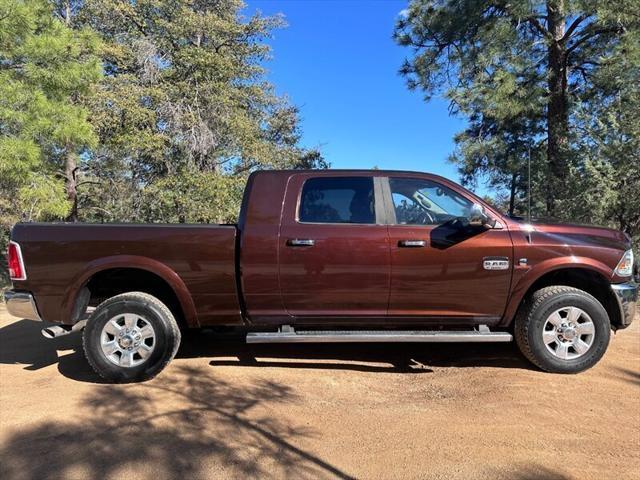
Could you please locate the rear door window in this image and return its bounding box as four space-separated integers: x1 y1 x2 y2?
299 177 375 224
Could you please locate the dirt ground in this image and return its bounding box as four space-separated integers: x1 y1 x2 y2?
0 304 638 480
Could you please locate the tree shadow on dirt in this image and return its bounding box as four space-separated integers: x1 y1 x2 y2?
0 364 354 480
0 319 535 384
613 366 640 387
497 464 574 480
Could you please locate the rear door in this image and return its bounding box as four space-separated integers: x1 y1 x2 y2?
384 175 513 326
278 173 390 323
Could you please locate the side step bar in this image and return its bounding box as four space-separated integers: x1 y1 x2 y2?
246 326 512 344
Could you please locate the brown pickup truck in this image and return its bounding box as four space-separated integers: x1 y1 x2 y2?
4 170 638 382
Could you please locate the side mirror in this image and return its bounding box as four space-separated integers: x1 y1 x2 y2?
468 203 494 228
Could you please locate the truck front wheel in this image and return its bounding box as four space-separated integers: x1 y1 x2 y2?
83 292 181 383
515 286 611 374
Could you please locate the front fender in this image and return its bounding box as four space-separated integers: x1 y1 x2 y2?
61 255 199 327
501 256 614 326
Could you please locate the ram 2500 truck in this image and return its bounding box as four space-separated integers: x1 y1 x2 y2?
4 170 638 382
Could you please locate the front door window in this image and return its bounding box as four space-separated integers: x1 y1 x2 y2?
389 177 473 226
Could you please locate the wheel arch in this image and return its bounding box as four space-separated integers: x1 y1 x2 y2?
503 262 621 329
62 256 198 328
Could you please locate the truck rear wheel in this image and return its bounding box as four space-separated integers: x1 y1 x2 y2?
83 292 181 383
515 286 610 374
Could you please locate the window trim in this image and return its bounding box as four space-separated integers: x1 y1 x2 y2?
295 175 383 226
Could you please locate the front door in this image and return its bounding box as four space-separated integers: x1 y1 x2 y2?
278 174 390 323
384 175 513 325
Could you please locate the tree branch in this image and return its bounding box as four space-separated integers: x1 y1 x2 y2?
562 14 590 42
0 62 25 70
77 180 102 188
524 16 552 40
566 25 625 55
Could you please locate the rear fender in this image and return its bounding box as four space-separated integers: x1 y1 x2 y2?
61 255 199 327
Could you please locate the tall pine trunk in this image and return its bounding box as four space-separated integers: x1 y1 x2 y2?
546 0 569 218
63 6 78 222
65 150 78 222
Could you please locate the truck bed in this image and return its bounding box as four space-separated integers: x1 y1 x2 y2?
10 223 242 326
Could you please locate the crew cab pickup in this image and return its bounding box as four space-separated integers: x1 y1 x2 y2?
4 170 638 382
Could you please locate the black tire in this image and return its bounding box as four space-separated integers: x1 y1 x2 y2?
515 286 611 374
83 292 181 383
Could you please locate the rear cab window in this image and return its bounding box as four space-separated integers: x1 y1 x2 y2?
298 177 375 224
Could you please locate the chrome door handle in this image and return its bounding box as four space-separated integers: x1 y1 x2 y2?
287 238 315 247
398 240 426 248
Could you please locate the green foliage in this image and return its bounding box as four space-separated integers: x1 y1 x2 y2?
0 0 101 233
396 0 640 241
140 171 246 224
1 0 325 245
571 27 640 244
72 0 325 223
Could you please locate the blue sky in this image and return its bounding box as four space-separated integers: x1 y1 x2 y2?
245 0 467 183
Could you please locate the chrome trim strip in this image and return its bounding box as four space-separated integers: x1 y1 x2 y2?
247 330 513 344
3 291 42 321
611 281 638 328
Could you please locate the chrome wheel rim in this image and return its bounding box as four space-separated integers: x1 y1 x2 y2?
542 307 595 360
100 314 156 368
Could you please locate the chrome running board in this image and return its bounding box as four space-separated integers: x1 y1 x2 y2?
246 326 512 344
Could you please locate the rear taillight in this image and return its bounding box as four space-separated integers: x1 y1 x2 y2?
8 241 27 281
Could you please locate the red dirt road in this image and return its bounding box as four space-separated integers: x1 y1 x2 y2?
1 304 639 479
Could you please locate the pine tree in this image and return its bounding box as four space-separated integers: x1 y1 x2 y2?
395 0 638 223
0 0 101 241
572 24 640 243
72 0 325 223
